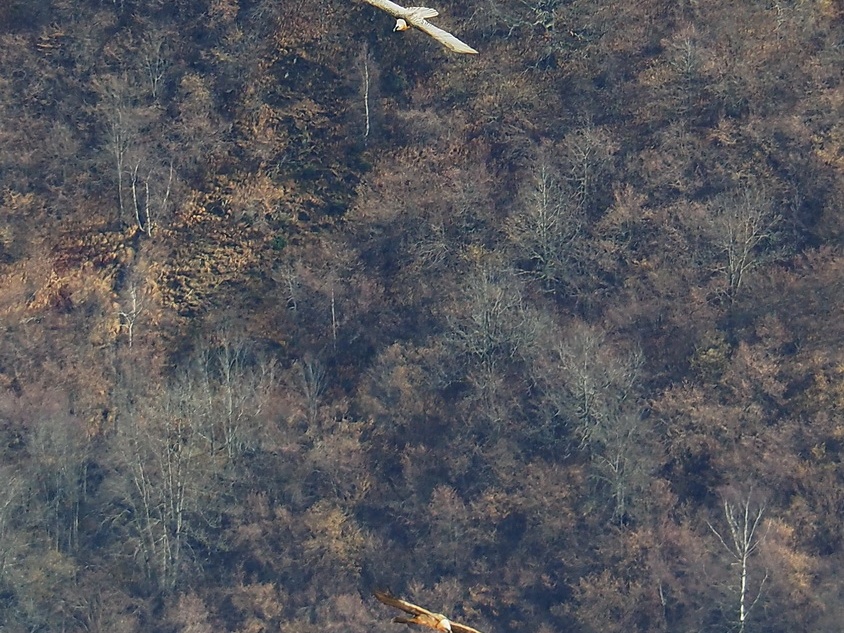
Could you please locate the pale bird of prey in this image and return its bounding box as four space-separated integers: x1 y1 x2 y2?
362 0 478 54
373 591 486 633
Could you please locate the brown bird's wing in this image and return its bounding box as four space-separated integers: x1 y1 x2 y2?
450 622 486 633
374 592 439 618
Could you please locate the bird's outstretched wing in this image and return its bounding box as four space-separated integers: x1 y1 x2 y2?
374 591 438 618
373 591 487 633
362 0 410 19
412 18 478 54
450 623 485 633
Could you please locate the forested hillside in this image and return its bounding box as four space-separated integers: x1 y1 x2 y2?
0 0 843 631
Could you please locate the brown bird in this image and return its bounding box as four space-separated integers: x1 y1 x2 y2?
373 591 485 633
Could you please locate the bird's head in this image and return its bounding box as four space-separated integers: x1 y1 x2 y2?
438 618 452 633
394 18 410 32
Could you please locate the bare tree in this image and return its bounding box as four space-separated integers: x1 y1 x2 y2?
103 95 133 223
663 25 707 122
26 411 90 553
96 71 179 233
0 466 23 580
130 158 174 236
531 321 648 520
561 122 616 213
118 282 144 348
110 376 223 592
546 323 641 448
707 187 781 302
477 0 563 38
588 410 649 521
448 265 535 379
140 29 171 103
189 335 276 458
507 157 584 293
296 355 327 426
708 489 769 633
443 265 540 429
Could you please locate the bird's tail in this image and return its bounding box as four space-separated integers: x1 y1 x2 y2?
392 617 414 625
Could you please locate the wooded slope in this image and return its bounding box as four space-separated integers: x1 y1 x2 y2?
0 1 843 632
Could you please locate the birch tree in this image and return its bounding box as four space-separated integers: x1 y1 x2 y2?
708 489 769 633
97 72 178 233
130 157 174 236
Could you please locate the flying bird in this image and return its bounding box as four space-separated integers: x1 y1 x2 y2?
373 591 485 633
361 0 479 54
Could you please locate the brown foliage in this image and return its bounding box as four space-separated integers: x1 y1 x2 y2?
0 0 842 631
